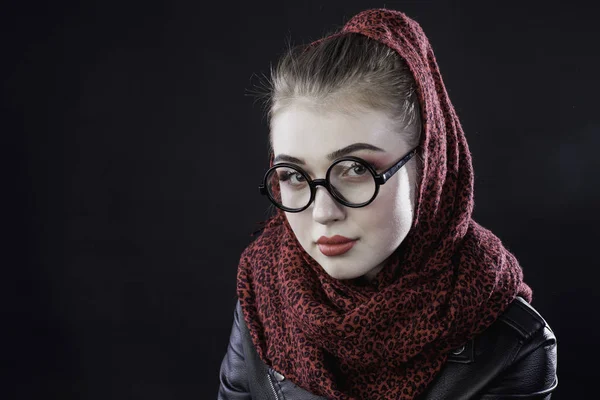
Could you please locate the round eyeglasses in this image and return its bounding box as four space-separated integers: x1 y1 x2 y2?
258 148 417 213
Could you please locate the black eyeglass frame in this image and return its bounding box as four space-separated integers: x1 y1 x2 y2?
258 147 418 213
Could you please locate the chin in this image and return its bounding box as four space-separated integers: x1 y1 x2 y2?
319 261 366 281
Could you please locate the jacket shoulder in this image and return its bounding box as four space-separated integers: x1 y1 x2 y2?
496 296 554 341
446 297 555 365
477 298 558 398
423 297 558 399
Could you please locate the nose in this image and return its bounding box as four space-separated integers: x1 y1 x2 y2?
312 186 346 224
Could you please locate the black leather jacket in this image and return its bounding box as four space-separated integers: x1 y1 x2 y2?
217 297 557 399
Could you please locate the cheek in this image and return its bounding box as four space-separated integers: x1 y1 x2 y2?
356 174 414 238
285 213 310 241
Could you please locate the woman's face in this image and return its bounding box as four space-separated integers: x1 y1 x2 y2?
270 100 419 281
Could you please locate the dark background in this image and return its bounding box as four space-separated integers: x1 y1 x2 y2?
4 0 599 398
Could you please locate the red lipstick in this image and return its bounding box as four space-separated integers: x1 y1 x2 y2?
316 235 357 257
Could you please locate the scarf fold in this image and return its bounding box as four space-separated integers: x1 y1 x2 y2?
237 8 532 400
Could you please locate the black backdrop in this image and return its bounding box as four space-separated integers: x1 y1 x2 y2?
4 0 599 398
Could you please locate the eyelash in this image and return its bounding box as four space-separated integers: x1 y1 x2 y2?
285 161 383 177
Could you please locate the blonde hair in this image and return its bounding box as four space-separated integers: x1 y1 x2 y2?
251 32 422 150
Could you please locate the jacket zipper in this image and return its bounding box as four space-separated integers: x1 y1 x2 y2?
267 372 279 400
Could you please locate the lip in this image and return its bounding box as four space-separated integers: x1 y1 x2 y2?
316 235 355 245
316 235 357 257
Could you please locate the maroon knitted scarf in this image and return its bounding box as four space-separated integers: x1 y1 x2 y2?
237 8 532 400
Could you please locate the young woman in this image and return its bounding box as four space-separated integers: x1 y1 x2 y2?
218 8 558 400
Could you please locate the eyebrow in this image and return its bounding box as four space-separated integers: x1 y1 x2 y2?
273 142 385 165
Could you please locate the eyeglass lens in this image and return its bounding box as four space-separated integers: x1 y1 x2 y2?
266 159 377 210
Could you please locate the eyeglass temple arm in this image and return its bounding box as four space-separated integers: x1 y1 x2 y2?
377 149 417 184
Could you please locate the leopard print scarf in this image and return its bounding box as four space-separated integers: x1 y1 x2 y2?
237 8 532 400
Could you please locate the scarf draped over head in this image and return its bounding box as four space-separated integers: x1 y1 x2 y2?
237 8 532 400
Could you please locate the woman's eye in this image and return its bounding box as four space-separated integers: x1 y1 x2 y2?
280 172 306 184
292 173 306 182
352 164 367 175
345 163 367 176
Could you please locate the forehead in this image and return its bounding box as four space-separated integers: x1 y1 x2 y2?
270 102 402 159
